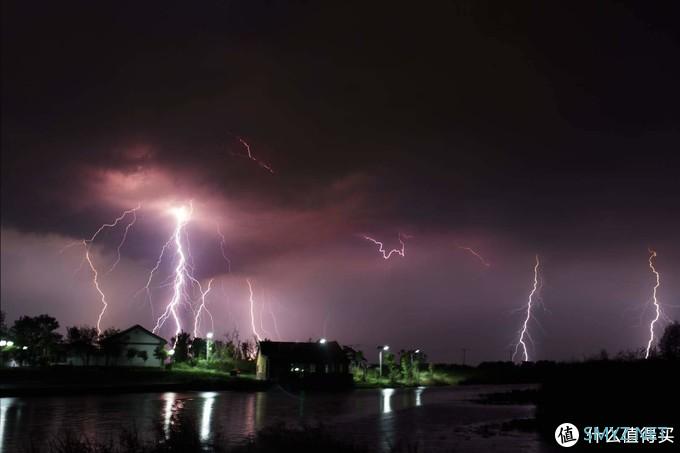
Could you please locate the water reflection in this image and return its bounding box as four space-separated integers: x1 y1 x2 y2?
200 392 217 442
380 388 395 414
415 386 425 407
0 398 15 453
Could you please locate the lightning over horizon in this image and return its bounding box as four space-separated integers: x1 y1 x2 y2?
513 255 541 362
153 204 193 341
645 249 662 359
246 279 263 342
62 204 141 335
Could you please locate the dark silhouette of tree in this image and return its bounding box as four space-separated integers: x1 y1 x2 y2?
137 350 148 363
154 345 168 366
171 331 191 362
0 311 7 338
98 328 122 365
658 321 680 360
66 325 98 366
11 314 62 365
192 337 207 360
126 347 139 363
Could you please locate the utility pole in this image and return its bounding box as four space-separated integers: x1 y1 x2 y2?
461 348 469 366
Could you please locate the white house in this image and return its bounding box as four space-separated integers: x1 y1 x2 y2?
101 324 168 367
65 324 168 367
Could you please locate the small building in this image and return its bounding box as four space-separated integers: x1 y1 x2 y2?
100 324 167 367
256 340 352 389
65 324 167 367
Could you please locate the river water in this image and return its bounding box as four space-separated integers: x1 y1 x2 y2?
1 385 553 452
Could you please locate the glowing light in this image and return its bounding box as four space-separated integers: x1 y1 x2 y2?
512 255 540 362
319 338 327 344
153 204 193 339
200 392 217 441
363 233 409 259
246 279 263 342
381 388 395 414
457 246 491 267
645 249 662 359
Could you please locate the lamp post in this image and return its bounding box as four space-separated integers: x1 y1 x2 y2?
206 332 214 361
378 345 389 378
411 349 420 383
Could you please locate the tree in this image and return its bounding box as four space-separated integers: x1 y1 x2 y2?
137 350 148 363
154 345 168 366
0 311 7 339
66 325 98 366
11 314 62 365
98 328 122 366
658 321 680 360
171 331 191 362
126 348 139 363
192 337 207 360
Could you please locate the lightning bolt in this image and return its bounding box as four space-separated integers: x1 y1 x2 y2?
363 233 409 259
232 136 274 174
153 204 193 340
193 278 214 338
133 237 173 323
246 279 263 342
458 246 491 267
645 249 661 359
215 223 232 273
83 242 108 336
106 208 138 274
62 204 141 335
513 255 540 362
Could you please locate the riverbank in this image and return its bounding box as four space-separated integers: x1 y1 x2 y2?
0 366 270 397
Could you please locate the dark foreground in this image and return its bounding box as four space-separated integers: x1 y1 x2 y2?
2 360 678 452
0 367 270 397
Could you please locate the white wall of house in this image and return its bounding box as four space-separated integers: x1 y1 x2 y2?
65 326 166 367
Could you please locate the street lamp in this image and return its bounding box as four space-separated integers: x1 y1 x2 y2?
206 332 214 361
0 340 6 347
6 341 13 348
319 338 327 344
411 349 421 383
377 345 389 378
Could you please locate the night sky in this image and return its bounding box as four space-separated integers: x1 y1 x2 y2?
2 1 679 362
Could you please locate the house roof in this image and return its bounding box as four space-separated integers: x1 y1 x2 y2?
259 340 348 363
102 324 167 345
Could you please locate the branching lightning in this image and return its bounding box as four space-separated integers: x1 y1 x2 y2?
193 278 214 338
153 204 193 340
246 279 263 342
363 233 409 259
106 208 138 274
644 249 662 359
458 246 491 267
513 255 541 362
63 204 141 335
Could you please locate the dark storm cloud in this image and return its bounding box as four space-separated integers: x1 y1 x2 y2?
2 1 679 361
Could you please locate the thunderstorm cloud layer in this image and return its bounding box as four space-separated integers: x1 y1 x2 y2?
2 1 679 362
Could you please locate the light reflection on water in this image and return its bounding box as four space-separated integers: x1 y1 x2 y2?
1 385 537 452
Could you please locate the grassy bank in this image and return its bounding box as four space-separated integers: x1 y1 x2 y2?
0 366 269 396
